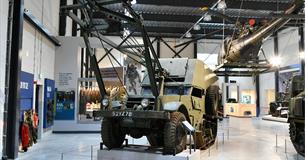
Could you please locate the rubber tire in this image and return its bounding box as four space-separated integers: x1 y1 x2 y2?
147 134 164 147
205 85 220 141
101 118 126 149
289 121 305 157
164 112 187 154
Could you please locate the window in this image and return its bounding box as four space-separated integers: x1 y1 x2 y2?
164 86 190 95
192 87 203 98
142 87 152 95
142 86 191 95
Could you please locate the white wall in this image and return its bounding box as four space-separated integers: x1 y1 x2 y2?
24 0 60 35
260 27 301 68
0 0 8 156
278 27 300 67
260 37 274 60
259 72 275 115
54 36 118 131
22 21 56 80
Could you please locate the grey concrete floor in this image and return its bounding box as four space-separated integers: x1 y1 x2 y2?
18 117 305 160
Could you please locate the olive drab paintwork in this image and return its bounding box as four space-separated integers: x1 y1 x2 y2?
118 58 217 127
288 75 305 157
100 58 218 153
152 58 218 130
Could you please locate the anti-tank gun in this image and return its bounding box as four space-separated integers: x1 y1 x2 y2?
218 0 303 65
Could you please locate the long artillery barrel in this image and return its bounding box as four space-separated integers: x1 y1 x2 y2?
221 0 303 63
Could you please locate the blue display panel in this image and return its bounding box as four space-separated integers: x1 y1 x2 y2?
43 79 55 128
20 71 34 111
55 90 75 120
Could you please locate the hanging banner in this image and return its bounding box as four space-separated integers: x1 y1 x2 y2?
55 90 75 120
43 79 55 128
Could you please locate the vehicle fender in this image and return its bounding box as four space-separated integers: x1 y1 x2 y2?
163 102 183 111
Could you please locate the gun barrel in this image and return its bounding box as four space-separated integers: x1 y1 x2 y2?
223 0 302 62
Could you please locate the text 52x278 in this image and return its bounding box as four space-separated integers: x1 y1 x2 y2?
112 111 133 117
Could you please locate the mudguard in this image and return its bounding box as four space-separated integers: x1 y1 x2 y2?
163 102 183 112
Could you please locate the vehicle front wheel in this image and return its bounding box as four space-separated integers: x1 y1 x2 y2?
163 112 187 154
101 118 126 149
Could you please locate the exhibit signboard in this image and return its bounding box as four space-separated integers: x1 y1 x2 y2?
55 90 75 120
43 79 55 128
20 71 34 115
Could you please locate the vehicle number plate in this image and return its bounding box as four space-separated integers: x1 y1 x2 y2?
112 111 133 117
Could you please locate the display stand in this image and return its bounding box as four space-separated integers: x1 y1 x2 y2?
97 147 200 160
98 121 200 160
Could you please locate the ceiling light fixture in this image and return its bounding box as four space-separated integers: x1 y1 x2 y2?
193 24 201 31
217 0 227 10
203 14 212 21
300 51 305 59
185 32 192 38
131 0 137 5
270 56 282 67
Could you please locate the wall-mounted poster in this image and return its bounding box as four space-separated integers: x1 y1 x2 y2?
43 79 55 128
55 90 75 120
242 95 251 104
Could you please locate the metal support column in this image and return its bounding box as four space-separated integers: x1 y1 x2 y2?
59 0 67 36
72 0 78 36
157 37 160 58
224 70 229 102
81 48 84 78
85 48 89 87
299 25 305 76
256 75 260 117
83 33 107 97
3 0 24 159
274 32 279 99
194 41 197 58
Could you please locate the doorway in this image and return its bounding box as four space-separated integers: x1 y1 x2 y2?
34 84 43 139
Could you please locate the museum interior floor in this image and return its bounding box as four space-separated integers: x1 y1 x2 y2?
18 117 305 160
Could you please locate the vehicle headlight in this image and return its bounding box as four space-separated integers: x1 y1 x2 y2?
141 99 149 107
102 98 109 107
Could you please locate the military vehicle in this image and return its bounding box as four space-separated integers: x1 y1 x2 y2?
269 80 291 118
288 76 305 156
61 0 220 154
101 58 219 154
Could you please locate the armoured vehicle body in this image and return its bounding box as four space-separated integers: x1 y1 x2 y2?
101 58 219 153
